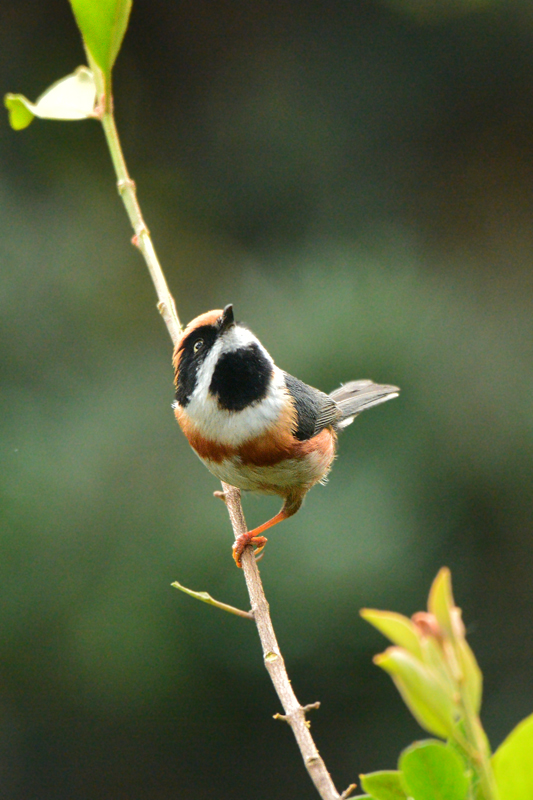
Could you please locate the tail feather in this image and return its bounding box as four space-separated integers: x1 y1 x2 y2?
330 380 399 429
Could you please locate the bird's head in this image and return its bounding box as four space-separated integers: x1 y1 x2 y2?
173 304 275 412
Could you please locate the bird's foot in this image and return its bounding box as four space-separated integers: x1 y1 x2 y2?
232 533 268 568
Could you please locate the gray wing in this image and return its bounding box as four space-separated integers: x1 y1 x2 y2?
329 380 400 428
284 373 341 441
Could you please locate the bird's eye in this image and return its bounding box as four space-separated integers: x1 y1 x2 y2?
193 339 204 354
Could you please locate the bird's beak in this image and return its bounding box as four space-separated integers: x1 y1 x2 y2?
219 304 235 333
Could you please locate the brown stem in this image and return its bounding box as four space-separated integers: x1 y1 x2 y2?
222 482 344 800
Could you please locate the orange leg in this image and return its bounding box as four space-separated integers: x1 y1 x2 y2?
232 494 304 567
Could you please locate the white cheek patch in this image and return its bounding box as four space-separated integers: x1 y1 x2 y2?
221 326 259 353
191 336 225 406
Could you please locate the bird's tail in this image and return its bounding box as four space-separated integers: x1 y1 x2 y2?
329 380 399 429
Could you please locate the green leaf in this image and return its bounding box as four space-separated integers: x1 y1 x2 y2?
374 647 457 739
4 94 35 130
399 740 470 800
360 770 407 799
455 637 482 715
428 568 455 638
69 0 132 81
492 713 533 800
360 609 423 660
4 68 96 130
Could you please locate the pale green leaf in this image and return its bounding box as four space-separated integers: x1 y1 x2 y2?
5 68 96 130
361 609 423 659
428 568 455 638
375 647 457 739
455 637 482 715
492 713 533 800
33 67 96 120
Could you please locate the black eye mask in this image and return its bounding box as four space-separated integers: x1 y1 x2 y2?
175 324 218 406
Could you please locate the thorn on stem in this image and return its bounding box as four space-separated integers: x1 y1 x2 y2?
273 701 320 725
340 783 358 799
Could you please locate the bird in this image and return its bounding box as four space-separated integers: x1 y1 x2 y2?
172 304 399 567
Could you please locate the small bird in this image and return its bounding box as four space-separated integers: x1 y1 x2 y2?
172 305 399 566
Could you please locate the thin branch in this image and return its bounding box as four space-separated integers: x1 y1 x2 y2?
340 784 358 800
93 71 348 800
222 483 344 800
88 54 181 345
171 581 253 619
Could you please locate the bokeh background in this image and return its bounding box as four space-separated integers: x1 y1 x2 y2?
2 1 533 797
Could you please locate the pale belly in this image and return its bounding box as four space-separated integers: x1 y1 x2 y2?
199 450 334 495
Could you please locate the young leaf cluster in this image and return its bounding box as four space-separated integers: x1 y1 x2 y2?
362 569 533 800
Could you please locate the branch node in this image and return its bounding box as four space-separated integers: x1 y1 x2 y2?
273 712 289 723
340 783 358 799
265 651 279 663
303 702 321 714
92 94 106 120
117 177 136 194
131 226 150 249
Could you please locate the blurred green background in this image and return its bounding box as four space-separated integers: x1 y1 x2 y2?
2 1 533 797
